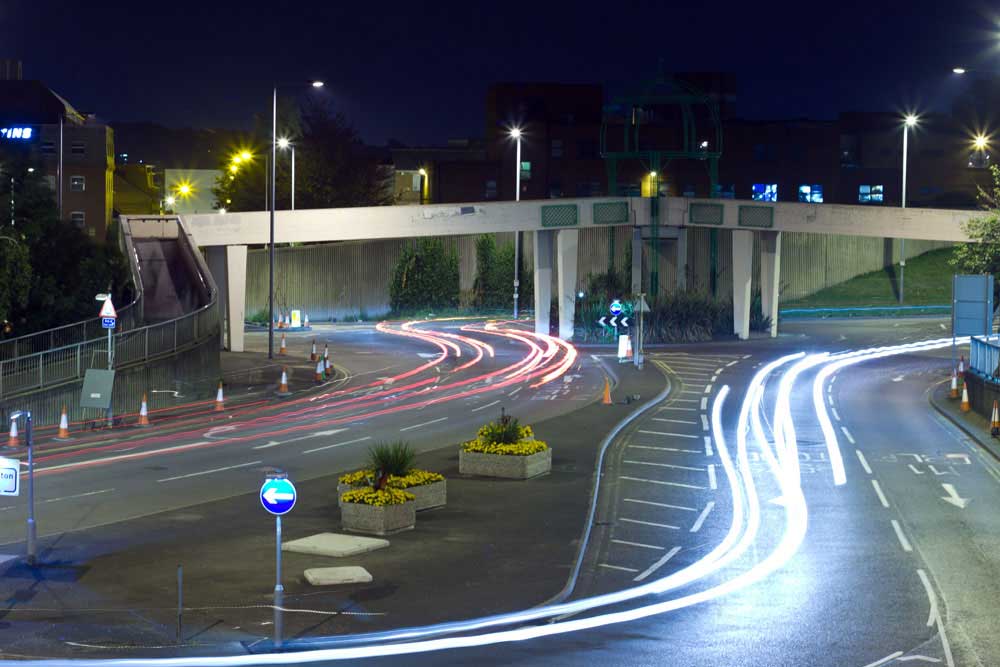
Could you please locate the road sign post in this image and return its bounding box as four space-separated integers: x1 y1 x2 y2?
260 475 296 649
99 297 117 428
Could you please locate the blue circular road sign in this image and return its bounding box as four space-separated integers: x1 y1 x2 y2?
260 478 297 515
610 300 623 316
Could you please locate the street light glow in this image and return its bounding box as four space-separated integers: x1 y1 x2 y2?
165 196 176 206
311 80 324 88
277 137 291 150
240 150 252 160
650 171 657 177
953 67 967 74
418 168 427 176
904 114 918 127
510 127 522 139
176 182 193 197
229 164 239 174
974 134 989 150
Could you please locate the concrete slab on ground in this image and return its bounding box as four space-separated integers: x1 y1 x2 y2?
282 532 390 558
304 566 373 586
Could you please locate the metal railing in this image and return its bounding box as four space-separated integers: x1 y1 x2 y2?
970 335 1000 380
0 220 144 363
0 216 218 401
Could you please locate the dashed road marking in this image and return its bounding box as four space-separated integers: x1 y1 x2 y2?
633 546 682 582
704 436 714 457
871 479 890 508
840 426 856 445
303 436 372 454
726 360 739 367
638 430 700 439
690 501 716 532
832 408 841 421
471 400 501 412
700 397 708 410
653 418 698 425
658 406 697 412
708 464 717 489
624 498 696 512
157 460 262 483
856 450 873 475
701 415 710 432
620 517 680 530
624 459 706 472
620 476 705 490
400 417 448 432
611 539 665 551
704 384 714 394
628 445 700 454
891 519 913 552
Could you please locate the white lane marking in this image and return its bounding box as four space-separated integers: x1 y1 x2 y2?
620 476 705 490
871 479 890 508
1 488 115 511
714 367 723 374
508 387 522 398
252 428 349 450
624 498 696 512
638 430 699 439
400 417 448 432
856 450 873 475
679 390 702 395
620 517 680 530
908 464 925 475
917 569 955 667
598 563 639 573
840 426 856 445
673 399 699 403
624 459 706 472
658 406 696 412
831 408 841 421
690 501 715 532
891 519 913 552
710 374 719 383
830 375 837 385
35 441 213 474
633 546 682 582
700 397 708 410
708 464 717 490
700 415 709 432
861 652 905 667
703 436 714 457
471 400 501 413
628 445 699 454
726 360 738 367
703 384 713 394
157 460 262 483
303 436 372 454
652 418 698 425
611 539 665 551
896 655 942 663
827 385 832 395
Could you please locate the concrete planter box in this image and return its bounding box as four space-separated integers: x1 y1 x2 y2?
340 500 416 536
338 479 446 511
459 448 552 479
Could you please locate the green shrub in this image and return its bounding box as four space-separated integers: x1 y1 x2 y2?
389 238 460 313
367 441 416 477
477 410 523 444
472 234 533 311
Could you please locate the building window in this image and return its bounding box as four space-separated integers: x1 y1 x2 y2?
548 182 563 198
550 139 563 158
70 175 85 192
858 184 884 203
752 183 778 202
70 141 86 156
520 161 532 181
713 184 735 199
40 141 55 155
70 211 86 228
485 180 497 199
969 150 992 169
798 184 823 203
87 227 96 237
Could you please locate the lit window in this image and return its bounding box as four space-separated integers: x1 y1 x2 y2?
798 184 823 203
713 184 735 199
550 139 563 158
70 211 86 228
859 184 884 203
70 141 86 156
752 183 778 202
485 180 497 199
520 161 532 181
70 175 85 192
411 174 421 191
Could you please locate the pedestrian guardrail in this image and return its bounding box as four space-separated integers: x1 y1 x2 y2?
970 335 1000 380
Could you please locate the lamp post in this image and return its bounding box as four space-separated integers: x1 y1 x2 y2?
278 137 295 211
269 80 323 359
418 168 427 205
8 411 35 566
899 114 918 304
510 127 522 319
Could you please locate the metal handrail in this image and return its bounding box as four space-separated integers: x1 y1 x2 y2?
970 335 1000 379
0 219 144 362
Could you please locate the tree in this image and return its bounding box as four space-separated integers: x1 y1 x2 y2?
389 239 459 313
952 164 1000 298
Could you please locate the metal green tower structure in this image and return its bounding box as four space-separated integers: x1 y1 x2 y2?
600 74 723 297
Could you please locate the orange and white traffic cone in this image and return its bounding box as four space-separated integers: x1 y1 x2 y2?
324 344 332 373
991 400 1000 437
624 336 633 358
310 340 317 362
6 420 17 447
279 333 287 356
214 381 225 412
602 377 612 405
277 367 290 396
315 360 325 383
958 356 966 385
949 370 959 399
284 313 291 328
960 384 971 412
56 405 72 439
138 393 151 426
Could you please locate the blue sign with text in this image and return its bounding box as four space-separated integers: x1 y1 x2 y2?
101 317 116 329
0 127 33 141
260 478 297 515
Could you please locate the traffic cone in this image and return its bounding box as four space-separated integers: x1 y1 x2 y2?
324 344 332 373
958 356 965 386
284 313 291 328
278 367 290 396
310 340 318 362
304 313 310 328
274 312 281 329
315 360 325 383
56 405 71 439
138 394 150 426
624 336 633 358
602 377 612 405
6 420 17 447
214 381 225 412
949 370 959 399
991 400 1000 436
279 333 287 356
960 384 971 412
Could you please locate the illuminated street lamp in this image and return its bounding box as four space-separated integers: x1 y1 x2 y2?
974 134 989 151
277 136 296 211
165 195 176 206
509 127 523 320
899 113 919 304
953 67 967 74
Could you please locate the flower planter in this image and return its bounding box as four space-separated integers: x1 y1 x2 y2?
409 479 447 511
340 500 416 536
459 448 552 480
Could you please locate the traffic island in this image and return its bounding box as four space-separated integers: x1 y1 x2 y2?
338 469 447 511
282 533 389 558
458 415 552 479
340 488 416 535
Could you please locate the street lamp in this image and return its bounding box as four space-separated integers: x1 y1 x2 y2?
277 137 296 211
269 80 324 359
418 168 427 205
8 411 36 566
509 127 523 320
899 113 919 304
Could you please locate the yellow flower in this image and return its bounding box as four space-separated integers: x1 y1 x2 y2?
341 487 415 506
339 469 374 485
462 438 548 456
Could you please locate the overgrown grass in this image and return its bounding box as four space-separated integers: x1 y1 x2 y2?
782 247 955 311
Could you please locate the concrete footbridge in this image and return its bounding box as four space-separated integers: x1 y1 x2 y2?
185 196 973 352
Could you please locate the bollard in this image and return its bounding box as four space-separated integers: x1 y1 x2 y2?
177 564 183 642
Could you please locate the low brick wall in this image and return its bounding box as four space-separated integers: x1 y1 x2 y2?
962 372 1000 419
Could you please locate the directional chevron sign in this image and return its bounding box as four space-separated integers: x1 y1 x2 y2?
260 477 297 515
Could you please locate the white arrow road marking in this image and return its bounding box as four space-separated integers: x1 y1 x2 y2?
263 487 294 504
157 460 262 483
252 429 349 450
941 483 970 509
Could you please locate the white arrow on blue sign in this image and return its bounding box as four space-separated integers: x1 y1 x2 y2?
260 477 297 515
101 317 117 329
610 300 623 316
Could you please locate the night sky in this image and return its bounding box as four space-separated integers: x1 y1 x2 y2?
1 0 995 145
